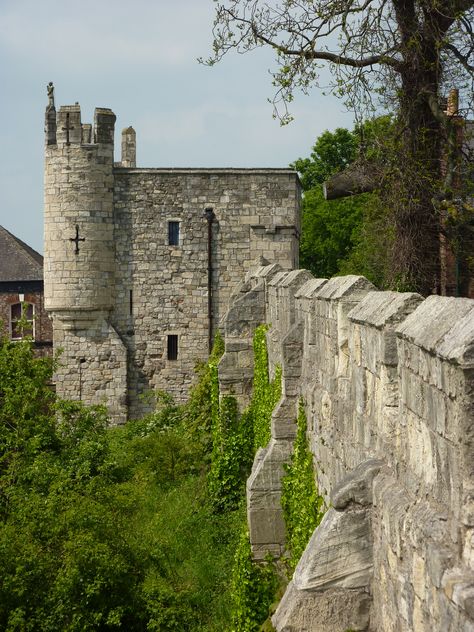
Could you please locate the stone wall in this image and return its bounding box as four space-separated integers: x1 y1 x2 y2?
220 266 474 631
52 315 127 425
113 168 300 416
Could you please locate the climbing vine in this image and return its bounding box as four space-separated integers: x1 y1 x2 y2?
281 399 326 569
183 330 224 457
208 394 244 512
251 325 282 451
230 526 277 632
208 326 282 513
206 324 283 626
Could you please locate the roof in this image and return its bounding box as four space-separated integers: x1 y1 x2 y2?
0 226 43 282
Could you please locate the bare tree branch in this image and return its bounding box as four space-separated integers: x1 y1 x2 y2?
251 26 402 69
444 43 474 72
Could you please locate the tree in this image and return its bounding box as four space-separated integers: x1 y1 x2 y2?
0 337 240 630
293 127 364 277
205 0 474 294
293 127 358 191
293 119 393 281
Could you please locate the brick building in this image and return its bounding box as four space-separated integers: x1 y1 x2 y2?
0 225 53 354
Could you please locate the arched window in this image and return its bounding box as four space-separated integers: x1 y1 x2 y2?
10 302 34 340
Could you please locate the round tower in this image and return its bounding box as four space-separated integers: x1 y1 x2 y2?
44 98 116 325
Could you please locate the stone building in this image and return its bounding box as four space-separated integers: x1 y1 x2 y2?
0 225 52 354
43 89 300 423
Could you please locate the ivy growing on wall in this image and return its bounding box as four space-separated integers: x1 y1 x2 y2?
230 526 278 632
281 400 326 569
207 326 282 514
208 394 245 512
226 325 283 630
251 325 282 451
183 330 224 458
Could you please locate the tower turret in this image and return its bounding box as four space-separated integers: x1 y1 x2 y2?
121 126 136 167
44 98 116 321
43 87 127 424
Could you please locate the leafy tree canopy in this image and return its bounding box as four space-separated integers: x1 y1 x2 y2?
0 338 239 631
292 128 357 191
205 0 474 123
293 119 392 280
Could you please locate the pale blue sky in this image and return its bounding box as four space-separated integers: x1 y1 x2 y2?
0 0 355 253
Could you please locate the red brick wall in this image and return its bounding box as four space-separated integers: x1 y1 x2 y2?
0 288 53 357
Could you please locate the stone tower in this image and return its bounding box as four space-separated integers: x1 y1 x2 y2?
44 96 128 423
44 104 116 316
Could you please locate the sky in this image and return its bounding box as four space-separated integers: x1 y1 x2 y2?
0 0 355 253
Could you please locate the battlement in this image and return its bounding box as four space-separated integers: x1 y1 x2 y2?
45 100 116 148
56 105 82 146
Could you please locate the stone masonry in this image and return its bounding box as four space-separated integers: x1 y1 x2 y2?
219 266 474 631
43 92 300 423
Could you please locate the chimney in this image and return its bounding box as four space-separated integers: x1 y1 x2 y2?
121 126 136 167
446 89 459 116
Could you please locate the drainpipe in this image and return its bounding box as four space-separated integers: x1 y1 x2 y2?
78 357 86 401
204 206 216 353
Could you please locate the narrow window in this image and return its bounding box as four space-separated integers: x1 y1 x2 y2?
129 289 133 315
167 335 178 361
11 302 34 340
168 221 180 246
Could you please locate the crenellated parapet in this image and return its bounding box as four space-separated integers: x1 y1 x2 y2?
221 263 474 631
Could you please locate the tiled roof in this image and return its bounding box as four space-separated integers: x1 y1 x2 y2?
0 225 43 282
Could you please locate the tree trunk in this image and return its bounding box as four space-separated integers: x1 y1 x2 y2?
387 37 442 295
323 162 380 200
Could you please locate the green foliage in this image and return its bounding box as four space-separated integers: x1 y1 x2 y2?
183 330 224 457
208 327 281 513
0 335 238 631
0 337 56 466
226 326 282 627
337 193 393 289
208 394 244 512
230 526 277 632
251 325 282 451
294 118 394 284
292 127 357 191
0 326 284 631
281 400 325 569
299 187 368 279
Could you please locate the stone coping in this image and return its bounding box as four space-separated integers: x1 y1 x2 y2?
396 295 474 366
348 291 422 328
295 278 327 299
245 263 282 282
267 269 312 289
113 167 299 176
315 275 376 301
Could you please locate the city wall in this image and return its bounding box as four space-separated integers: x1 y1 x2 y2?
219 265 474 631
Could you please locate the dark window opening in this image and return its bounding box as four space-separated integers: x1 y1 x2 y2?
168 221 180 246
167 335 178 361
11 302 34 340
129 289 133 315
